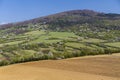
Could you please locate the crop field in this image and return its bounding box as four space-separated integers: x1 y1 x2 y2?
0 53 119 80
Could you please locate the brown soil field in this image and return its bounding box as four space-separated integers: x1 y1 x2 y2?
0 53 120 80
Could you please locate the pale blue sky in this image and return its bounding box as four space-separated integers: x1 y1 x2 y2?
0 0 120 24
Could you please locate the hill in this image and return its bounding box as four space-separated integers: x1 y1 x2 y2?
0 9 120 66
1 9 120 30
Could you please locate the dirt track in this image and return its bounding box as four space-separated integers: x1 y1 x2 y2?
0 54 120 80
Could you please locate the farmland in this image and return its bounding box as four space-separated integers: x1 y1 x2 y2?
0 53 119 80
0 30 120 66
0 10 120 66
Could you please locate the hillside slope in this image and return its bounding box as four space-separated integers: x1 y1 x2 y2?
0 9 120 30
0 10 120 66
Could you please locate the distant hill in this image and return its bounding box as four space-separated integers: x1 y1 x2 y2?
0 9 120 31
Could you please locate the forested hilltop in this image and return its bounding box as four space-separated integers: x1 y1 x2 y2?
0 10 120 66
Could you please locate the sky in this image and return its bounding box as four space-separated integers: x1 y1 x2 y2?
0 0 120 24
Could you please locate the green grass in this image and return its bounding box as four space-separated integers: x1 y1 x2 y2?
65 42 95 49
0 54 4 58
89 44 104 49
29 35 61 43
0 41 23 47
105 42 120 48
24 30 45 36
81 38 105 43
49 32 78 39
30 31 78 43
16 50 37 58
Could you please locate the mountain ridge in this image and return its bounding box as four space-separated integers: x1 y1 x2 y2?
0 9 120 29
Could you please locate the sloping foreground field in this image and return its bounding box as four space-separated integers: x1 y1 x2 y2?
0 54 120 80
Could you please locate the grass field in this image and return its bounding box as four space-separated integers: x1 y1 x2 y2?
81 38 105 43
105 42 120 48
0 30 120 66
29 31 78 43
0 41 23 47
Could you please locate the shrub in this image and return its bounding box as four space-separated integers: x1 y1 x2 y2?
0 60 9 66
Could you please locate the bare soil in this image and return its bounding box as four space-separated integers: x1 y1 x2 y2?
0 53 120 80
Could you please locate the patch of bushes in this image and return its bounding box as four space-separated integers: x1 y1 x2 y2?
1 40 120 67
0 60 10 66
